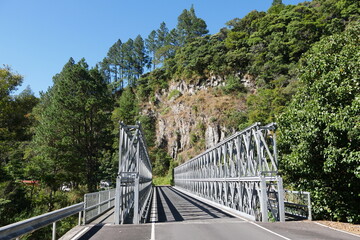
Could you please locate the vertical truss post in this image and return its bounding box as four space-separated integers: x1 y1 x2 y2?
260 176 269 222
115 124 124 225
133 176 139 224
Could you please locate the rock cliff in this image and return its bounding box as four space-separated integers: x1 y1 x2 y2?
141 75 249 163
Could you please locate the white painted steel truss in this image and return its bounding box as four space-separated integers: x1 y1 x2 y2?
174 122 285 222
114 122 152 224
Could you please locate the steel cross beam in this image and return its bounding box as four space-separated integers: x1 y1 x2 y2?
174 122 285 222
114 122 152 224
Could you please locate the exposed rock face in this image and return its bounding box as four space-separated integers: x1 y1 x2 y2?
142 75 247 162
168 76 225 95
205 124 222 149
240 74 256 93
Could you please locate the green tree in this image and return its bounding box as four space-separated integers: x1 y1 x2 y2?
177 5 209 45
278 22 360 223
107 39 124 88
145 30 158 70
157 22 169 48
0 68 38 179
0 67 37 225
133 35 149 80
122 39 135 86
272 0 283 6
112 87 139 125
0 66 23 147
29 58 113 196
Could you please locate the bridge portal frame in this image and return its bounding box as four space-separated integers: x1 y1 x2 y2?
114 122 152 224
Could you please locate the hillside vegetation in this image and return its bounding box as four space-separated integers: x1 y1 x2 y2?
0 1 359 236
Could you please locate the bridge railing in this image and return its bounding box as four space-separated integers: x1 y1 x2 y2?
0 202 83 240
84 188 116 224
114 122 152 224
174 122 285 222
284 190 312 220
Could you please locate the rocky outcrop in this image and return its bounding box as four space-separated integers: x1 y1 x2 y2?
142 75 248 162
168 76 225 95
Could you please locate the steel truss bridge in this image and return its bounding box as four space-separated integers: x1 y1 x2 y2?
174 122 285 222
3 123 356 240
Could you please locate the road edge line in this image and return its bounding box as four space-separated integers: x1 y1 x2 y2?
314 222 360 238
248 222 292 240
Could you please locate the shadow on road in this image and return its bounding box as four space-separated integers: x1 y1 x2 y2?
154 186 234 223
78 225 104 240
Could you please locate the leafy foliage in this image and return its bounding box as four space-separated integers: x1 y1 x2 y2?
176 5 209 45
112 87 139 125
0 67 38 226
278 22 360 222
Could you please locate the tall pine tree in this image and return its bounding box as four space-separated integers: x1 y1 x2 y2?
177 5 209 45
29 58 113 195
145 30 158 70
133 35 149 80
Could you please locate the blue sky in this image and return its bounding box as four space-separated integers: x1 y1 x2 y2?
0 0 305 96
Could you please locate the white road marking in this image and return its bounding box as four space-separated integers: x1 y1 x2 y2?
71 227 89 240
315 222 360 238
248 222 292 240
150 188 157 240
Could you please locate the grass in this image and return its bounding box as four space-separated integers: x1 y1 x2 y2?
152 175 173 186
168 89 182 100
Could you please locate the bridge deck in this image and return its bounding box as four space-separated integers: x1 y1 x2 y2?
61 186 360 240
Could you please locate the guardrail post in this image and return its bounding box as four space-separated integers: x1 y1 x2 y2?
78 211 82 226
52 221 56 240
115 176 121 225
83 194 87 224
108 189 111 209
98 192 101 216
307 193 312 221
277 177 285 222
260 177 268 222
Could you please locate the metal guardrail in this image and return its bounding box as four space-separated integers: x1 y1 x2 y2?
84 188 116 224
284 190 312 220
174 122 286 222
0 202 83 240
114 122 152 224
0 188 117 240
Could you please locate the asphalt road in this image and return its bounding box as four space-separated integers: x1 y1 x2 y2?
64 186 360 240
